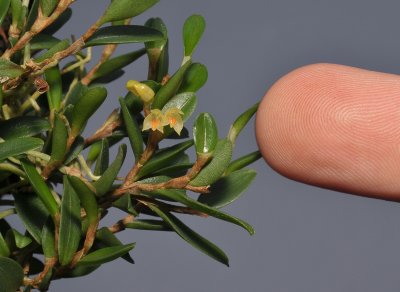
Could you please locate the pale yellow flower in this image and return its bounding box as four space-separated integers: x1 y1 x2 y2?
163 108 184 135
142 109 167 133
126 80 155 103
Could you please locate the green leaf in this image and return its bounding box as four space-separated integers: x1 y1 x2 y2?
148 205 229 266
13 192 50 243
124 91 143 115
64 81 88 107
45 65 62 111
0 116 50 139
189 139 233 187
93 144 127 197
0 233 10 257
10 0 22 27
136 140 194 180
41 218 55 259
143 183 254 235
30 34 60 50
8 229 32 249
152 162 193 177
162 92 197 122
126 219 171 231
227 102 259 143
92 49 146 82
178 63 208 93
193 113 218 155
145 17 169 82
20 159 59 217
26 0 39 31
94 139 109 176
119 97 143 162
199 169 257 209
85 25 164 47
152 60 192 109
100 0 159 24
40 0 58 16
0 0 10 27
225 151 262 175
0 59 24 79
58 176 82 266
0 137 43 161
77 243 135 267
0 257 24 292
63 265 100 278
96 227 134 264
70 87 107 138
67 176 98 225
49 113 68 163
183 14 206 57
112 194 137 215
34 39 70 63
64 135 84 164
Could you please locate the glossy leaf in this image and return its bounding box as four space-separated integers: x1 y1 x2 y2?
93 144 127 197
94 139 109 176
225 151 262 175
227 102 259 143
21 159 59 217
193 113 218 155
34 39 70 63
13 192 50 243
125 219 171 231
178 63 208 93
0 116 50 140
96 227 134 264
136 140 193 180
0 59 24 79
77 243 135 267
183 14 206 57
100 0 159 24
45 65 62 111
152 60 192 109
199 169 257 209
92 49 146 81
40 0 57 16
49 113 68 163
0 0 10 26
119 97 143 162
59 176 82 266
8 229 32 249
189 139 233 187
41 218 55 259
67 176 98 225
70 87 107 138
30 34 60 50
148 205 229 266
0 257 24 292
162 92 197 122
85 25 164 47
0 137 43 162
143 184 254 235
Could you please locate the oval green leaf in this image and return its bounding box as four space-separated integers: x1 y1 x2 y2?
20 159 59 217
45 65 62 111
183 14 206 57
94 139 109 176
0 257 24 292
189 139 233 187
0 137 43 162
30 34 60 50
58 176 82 266
225 150 261 175
125 219 171 231
178 63 208 93
162 92 197 122
227 102 259 143
49 113 68 163
96 227 134 264
85 25 164 47
193 113 218 155
100 0 159 24
34 39 70 63
77 243 135 267
41 218 55 259
0 116 50 140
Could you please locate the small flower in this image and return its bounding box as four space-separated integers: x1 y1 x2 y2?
142 109 167 133
126 80 155 103
163 108 184 135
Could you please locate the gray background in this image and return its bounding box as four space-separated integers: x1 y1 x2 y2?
50 0 400 291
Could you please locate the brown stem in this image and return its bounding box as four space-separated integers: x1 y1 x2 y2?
108 214 135 233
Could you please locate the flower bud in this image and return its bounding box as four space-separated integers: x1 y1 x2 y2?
126 80 155 103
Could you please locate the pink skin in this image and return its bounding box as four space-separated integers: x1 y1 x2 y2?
255 63 400 201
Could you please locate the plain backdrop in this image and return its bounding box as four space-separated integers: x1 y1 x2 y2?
48 0 400 291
